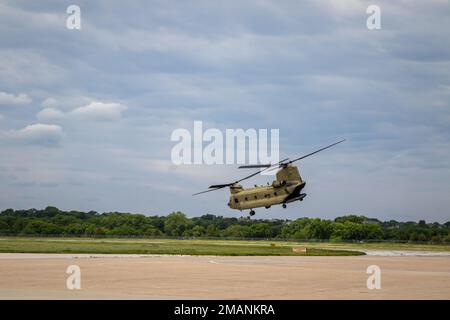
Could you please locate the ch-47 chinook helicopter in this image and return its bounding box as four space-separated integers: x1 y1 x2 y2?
193 139 345 216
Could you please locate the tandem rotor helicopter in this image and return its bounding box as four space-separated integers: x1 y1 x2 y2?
193 139 345 216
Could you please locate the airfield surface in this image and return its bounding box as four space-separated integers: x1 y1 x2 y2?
0 253 449 299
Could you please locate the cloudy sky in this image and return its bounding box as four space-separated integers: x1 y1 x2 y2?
0 0 449 222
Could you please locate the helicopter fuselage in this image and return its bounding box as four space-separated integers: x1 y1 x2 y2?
227 165 306 211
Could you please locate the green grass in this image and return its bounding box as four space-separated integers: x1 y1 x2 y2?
0 237 364 256
1 237 448 255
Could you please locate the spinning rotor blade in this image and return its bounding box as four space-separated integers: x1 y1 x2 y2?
237 164 271 169
192 182 238 196
193 158 289 196
234 167 268 182
238 158 289 169
192 141 344 196
192 185 230 196
286 139 345 165
235 158 289 181
209 183 234 188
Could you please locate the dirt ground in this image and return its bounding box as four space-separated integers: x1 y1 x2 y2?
0 253 449 299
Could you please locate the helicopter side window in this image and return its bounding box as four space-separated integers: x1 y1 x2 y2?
254 195 257 199
234 198 239 203
274 192 277 196
245 197 248 201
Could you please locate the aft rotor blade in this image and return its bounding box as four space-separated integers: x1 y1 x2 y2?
238 158 289 169
287 139 345 165
237 164 271 169
209 183 233 188
236 157 289 182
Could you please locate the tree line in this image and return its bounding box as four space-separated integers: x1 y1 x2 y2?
0 207 449 242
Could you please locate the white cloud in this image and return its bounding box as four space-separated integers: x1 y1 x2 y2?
35 100 127 122
0 91 32 106
41 97 58 108
0 50 66 86
69 101 127 121
36 108 65 121
8 123 63 146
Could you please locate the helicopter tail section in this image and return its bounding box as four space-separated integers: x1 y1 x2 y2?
276 165 303 183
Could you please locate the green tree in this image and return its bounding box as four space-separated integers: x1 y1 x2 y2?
0 218 9 234
205 224 220 237
63 223 86 235
331 222 366 240
444 232 450 242
191 225 206 237
164 212 191 236
43 206 60 217
279 218 312 239
21 220 63 235
107 226 140 235
249 223 272 238
334 215 366 224
222 225 250 238
308 219 334 239
143 226 163 237
362 224 384 240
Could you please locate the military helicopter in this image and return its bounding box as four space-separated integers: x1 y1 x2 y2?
193 139 345 216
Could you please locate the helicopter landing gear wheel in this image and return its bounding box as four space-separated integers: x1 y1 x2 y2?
249 210 255 216
282 203 287 209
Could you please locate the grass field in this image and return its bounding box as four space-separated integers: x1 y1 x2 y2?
0 237 369 256
1 237 449 256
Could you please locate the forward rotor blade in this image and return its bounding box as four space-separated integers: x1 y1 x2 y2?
287 139 345 165
192 185 228 196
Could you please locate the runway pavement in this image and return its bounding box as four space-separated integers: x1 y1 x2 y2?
0 253 449 299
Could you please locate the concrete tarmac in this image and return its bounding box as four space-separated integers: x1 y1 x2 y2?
0 253 449 299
